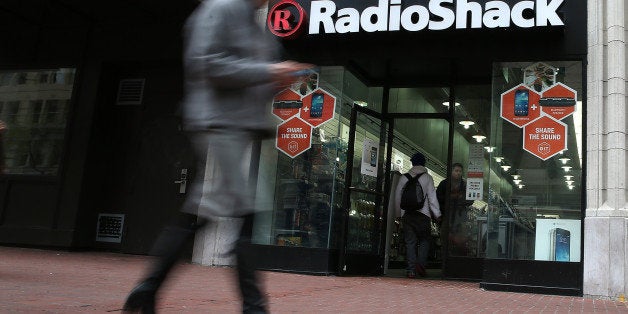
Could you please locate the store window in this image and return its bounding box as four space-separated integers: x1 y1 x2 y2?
252 67 383 249
484 61 583 262
0 68 76 175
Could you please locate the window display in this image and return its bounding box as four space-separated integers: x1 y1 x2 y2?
253 67 383 249
485 61 583 262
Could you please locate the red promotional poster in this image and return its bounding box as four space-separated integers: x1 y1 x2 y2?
523 115 567 160
540 82 577 121
501 84 542 128
276 116 312 158
299 88 336 127
272 88 303 120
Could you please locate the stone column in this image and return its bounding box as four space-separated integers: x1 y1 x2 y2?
584 0 628 300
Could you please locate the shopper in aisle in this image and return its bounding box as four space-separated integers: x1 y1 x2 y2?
395 152 441 278
122 0 312 313
436 163 474 256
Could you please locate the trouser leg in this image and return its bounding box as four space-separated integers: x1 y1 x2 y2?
236 213 267 314
144 215 208 288
416 214 432 268
403 215 418 272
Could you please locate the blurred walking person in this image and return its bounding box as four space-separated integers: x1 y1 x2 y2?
122 0 312 313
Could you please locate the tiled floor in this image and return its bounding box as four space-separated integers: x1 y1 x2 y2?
1 246 626 313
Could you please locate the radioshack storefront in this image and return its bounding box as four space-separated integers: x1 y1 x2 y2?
245 0 586 295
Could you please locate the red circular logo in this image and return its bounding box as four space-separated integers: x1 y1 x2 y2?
267 0 307 39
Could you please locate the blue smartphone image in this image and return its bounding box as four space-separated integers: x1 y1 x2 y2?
310 92 324 118
551 228 571 262
514 89 529 116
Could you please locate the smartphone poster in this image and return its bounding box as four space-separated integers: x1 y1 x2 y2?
535 219 581 262
300 88 336 127
361 138 378 177
500 84 541 128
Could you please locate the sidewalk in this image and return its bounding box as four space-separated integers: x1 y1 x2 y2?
1 246 626 313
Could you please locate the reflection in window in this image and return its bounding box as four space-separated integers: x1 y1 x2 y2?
0 68 76 175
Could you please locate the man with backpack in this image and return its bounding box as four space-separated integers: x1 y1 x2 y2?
394 152 441 278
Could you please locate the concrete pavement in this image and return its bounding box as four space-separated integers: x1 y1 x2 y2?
1 246 627 313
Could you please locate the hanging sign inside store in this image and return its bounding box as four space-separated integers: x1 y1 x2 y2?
500 84 541 128
539 82 577 121
466 144 484 201
299 88 336 127
276 116 313 158
272 89 303 120
360 138 379 177
522 115 567 160
268 0 566 38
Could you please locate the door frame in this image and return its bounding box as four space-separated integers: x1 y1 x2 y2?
337 103 387 275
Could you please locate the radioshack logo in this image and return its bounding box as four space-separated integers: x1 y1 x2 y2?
267 0 307 39
268 0 565 39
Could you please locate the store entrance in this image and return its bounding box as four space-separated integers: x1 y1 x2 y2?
338 87 454 276
383 116 450 277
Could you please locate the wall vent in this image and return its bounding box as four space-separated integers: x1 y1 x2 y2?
96 213 125 243
116 78 145 105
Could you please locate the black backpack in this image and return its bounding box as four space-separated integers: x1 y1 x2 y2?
400 173 426 211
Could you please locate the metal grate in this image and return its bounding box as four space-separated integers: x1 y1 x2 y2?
96 213 125 243
116 78 145 105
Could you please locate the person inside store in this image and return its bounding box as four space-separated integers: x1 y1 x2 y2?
122 0 312 313
394 152 441 278
436 162 474 256
0 120 6 174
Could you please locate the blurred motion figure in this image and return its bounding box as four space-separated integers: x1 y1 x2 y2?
123 0 311 313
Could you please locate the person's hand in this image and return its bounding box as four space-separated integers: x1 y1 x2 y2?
270 61 315 90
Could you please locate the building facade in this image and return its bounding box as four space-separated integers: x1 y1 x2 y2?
0 0 625 300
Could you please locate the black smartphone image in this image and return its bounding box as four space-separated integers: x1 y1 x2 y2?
514 89 529 116
369 147 377 167
550 228 571 262
310 92 324 118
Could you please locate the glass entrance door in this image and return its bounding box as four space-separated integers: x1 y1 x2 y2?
338 104 388 275
384 117 450 275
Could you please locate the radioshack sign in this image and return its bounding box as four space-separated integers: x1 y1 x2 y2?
268 0 565 38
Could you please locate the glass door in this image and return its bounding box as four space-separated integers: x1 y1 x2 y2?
338 104 388 275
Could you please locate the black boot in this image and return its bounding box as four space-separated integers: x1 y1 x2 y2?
123 218 207 313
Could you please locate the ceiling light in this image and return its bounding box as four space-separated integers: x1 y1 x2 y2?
559 157 570 164
459 120 475 129
512 175 521 180
562 166 572 172
566 180 575 185
564 175 573 180
354 101 368 107
568 185 574 190
513 179 522 185
472 135 486 142
484 146 495 153
518 184 525 189
494 157 504 163
442 101 461 107
501 165 511 171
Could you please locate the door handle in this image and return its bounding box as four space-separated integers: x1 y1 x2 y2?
174 168 188 194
